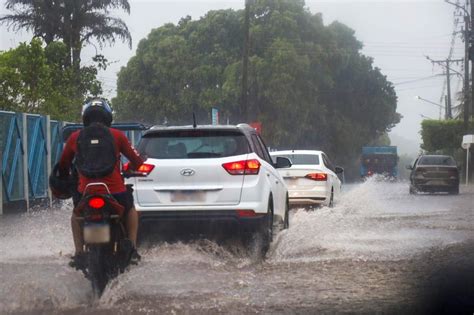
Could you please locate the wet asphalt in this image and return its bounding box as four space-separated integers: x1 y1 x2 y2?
1 179 473 314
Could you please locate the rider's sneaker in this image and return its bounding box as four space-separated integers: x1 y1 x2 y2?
130 248 141 264
69 252 87 271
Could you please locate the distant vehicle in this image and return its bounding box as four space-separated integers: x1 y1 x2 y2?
407 155 460 194
125 124 292 257
360 146 398 178
270 150 343 207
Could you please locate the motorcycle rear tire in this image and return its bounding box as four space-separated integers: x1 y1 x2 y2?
88 246 108 297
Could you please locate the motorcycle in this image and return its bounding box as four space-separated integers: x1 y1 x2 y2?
74 181 136 296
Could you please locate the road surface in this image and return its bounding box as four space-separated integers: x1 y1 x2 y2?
1 179 473 314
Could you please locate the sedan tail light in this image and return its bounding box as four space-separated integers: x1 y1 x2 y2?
236 210 257 217
448 169 458 175
305 173 327 181
416 167 426 173
222 159 260 175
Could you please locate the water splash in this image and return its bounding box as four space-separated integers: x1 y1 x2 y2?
0 202 73 262
269 179 471 263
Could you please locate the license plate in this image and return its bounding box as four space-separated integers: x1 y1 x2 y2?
83 224 110 244
171 191 205 202
284 178 299 186
428 180 447 186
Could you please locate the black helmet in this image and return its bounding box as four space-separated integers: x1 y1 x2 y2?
49 163 77 199
82 98 113 127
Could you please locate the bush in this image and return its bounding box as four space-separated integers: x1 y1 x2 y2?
421 119 474 154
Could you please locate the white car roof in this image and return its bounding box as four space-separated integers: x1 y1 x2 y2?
270 150 324 156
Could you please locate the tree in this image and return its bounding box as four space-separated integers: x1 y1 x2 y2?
113 1 400 178
1 0 132 70
421 119 474 182
0 39 102 121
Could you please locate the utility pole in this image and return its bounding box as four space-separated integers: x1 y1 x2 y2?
446 0 472 124
445 95 449 119
471 0 474 122
241 0 250 123
463 18 470 129
446 60 453 119
426 56 463 119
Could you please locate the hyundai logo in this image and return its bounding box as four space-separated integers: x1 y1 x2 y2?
180 169 195 176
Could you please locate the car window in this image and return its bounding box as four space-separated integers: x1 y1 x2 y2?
418 156 456 166
272 154 320 165
251 134 266 161
140 130 250 159
322 154 335 172
256 135 273 164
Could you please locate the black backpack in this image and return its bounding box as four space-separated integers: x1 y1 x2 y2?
75 123 117 178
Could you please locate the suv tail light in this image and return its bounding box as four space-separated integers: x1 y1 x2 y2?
222 159 260 175
123 162 155 174
305 173 327 181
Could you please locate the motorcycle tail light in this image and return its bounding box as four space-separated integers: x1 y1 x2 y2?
88 197 105 209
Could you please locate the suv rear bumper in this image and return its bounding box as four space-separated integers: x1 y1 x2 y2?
289 197 326 205
138 210 268 235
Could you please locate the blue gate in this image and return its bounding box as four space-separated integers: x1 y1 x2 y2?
1 112 25 203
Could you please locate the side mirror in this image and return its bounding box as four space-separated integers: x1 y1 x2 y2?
405 165 413 170
275 156 292 169
335 166 344 174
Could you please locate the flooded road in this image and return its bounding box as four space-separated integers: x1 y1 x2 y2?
1 179 473 314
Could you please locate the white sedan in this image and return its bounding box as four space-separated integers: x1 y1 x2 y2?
270 150 343 207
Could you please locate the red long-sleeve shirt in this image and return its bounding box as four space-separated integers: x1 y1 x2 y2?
59 128 144 194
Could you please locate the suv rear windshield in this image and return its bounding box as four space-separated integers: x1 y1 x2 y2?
272 154 320 165
418 156 456 166
139 129 250 159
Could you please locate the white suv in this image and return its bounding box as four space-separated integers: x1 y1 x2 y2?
270 150 343 207
125 124 291 254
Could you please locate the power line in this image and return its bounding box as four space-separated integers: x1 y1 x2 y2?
393 74 443 86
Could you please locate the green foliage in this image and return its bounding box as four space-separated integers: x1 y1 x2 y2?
0 39 102 121
421 119 474 177
113 1 400 171
1 0 131 70
421 119 474 153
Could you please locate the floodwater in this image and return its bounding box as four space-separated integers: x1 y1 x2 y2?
1 179 473 314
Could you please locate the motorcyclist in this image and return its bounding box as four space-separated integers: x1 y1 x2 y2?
58 98 144 269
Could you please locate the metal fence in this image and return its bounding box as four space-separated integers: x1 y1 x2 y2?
1 111 146 214
0 111 66 213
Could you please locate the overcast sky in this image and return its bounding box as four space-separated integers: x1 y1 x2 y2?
0 0 465 155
